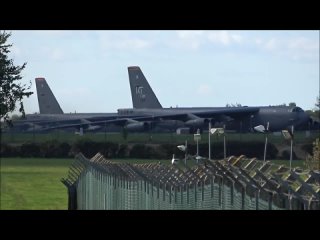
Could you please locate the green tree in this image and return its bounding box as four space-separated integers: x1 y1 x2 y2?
305 138 320 170
308 96 320 120
226 103 242 107
0 31 33 125
288 102 296 107
10 114 22 120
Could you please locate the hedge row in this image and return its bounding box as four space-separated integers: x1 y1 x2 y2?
1 140 281 160
1 141 73 158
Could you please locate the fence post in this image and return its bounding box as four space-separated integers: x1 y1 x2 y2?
268 192 273 210
187 184 189 204
194 182 197 203
255 189 259 210
241 187 245 210
201 181 204 201
174 187 177 204
157 182 160 199
230 182 234 207
151 181 153 197
163 183 166 201
211 177 214 198
219 179 222 207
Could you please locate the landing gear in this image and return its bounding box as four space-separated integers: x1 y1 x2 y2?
189 127 203 134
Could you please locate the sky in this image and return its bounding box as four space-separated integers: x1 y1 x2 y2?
8 30 319 114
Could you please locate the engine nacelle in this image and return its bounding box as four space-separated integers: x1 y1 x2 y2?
86 125 102 131
185 118 214 128
125 122 150 132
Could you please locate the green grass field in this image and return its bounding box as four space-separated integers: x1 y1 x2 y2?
1 158 73 210
0 157 173 210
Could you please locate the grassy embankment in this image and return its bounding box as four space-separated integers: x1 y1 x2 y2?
1 158 72 210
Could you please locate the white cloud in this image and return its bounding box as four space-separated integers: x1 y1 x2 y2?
260 36 319 61
114 39 151 50
35 30 71 37
174 31 317 61
177 31 204 39
98 33 151 51
174 31 244 50
208 31 243 45
264 38 277 50
176 30 205 49
51 48 64 61
57 87 93 112
231 34 243 43
39 47 65 61
196 84 212 95
255 38 263 46
59 87 92 97
288 37 319 51
287 37 319 60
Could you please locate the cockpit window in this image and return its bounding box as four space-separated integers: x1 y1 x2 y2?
291 107 303 112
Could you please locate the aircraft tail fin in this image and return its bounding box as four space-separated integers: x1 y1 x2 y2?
35 78 64 114
128 66 162 109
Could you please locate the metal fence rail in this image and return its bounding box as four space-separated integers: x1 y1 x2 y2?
62 153 320 210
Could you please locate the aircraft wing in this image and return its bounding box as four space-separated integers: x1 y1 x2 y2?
13 115 122 131
37 117 144 131
124 107 260 122
35 107 260 131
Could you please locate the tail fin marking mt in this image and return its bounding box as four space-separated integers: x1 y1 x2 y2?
128 66 162 109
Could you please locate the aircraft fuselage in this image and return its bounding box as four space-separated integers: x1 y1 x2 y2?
118 106 310 132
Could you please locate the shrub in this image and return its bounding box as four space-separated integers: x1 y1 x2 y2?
129 144 157 159
70 140 120 159
19 143 41 157
280 150 297 160
116 144 129 158
301 143 313 155
99 142 118 158
40 141 71 158
0 143 18 157
70 139 101 158
159 144 185 159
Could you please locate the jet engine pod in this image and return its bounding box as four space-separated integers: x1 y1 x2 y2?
185 118 214 128
185 118 215 133
125 122 150 132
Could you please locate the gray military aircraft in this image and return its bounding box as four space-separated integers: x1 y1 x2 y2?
11 67 312 134
118 66 311 133
9 78 123 132
7 77 158 133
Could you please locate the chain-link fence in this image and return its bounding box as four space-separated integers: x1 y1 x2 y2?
62 153 320 210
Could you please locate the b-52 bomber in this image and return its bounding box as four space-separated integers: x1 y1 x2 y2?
114 66 311 133
8 67 313 134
